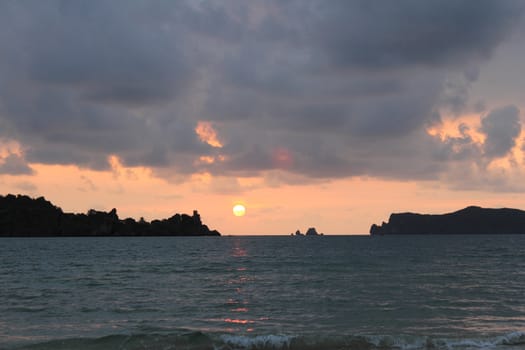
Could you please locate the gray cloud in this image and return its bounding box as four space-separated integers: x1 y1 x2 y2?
435 123 482 162
0 0 523 187
0 154 34 175
481 105 522 158
308 0 522 70
19 1 190 106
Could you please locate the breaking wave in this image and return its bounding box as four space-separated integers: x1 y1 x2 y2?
6 331 525 350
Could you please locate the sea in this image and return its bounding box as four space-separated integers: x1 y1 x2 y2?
1 235 525 350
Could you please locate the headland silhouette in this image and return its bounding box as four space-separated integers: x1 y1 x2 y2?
0 194 220 237
370 206 525 235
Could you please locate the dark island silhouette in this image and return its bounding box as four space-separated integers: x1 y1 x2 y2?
292 227 324 236
0 194 220 237
370 206 525 235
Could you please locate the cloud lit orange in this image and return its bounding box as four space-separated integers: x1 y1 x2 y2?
195 121 223 148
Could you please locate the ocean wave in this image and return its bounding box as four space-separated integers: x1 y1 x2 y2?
6 331 525 350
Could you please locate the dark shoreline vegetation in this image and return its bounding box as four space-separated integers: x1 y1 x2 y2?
370 206 525 235
0 194 220 237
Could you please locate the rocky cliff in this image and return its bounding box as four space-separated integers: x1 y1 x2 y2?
0 194 220 236
370 206 525 235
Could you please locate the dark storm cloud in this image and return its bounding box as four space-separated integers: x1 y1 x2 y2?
308 0 522 70
20 1 190 106
0 0 523 185
481 105 522 159
0 0 211 172
199 0 523 182
0 154 34 175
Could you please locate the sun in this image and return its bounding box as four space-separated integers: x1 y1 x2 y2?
233 204 246 217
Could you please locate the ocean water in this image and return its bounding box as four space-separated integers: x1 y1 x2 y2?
1 235 525 350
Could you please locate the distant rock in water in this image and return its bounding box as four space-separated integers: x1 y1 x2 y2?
370 206 525 235
0 194 221 237
291 227 324 236
305 227 319 236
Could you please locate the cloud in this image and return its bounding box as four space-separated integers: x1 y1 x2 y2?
427 105 525 192
0 0 523 190
16 1 190 106
436 123 482 162
0 1 206 171
0 154 34 175
480 105 521 158
307 1 522 70
195 122 223 148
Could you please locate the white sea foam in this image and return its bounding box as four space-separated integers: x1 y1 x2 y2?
215 332 525 350
427 331 525 350
219 334 295 349
495 331 525 345
10 331 525 350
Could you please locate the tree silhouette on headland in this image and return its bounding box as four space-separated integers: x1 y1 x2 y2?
0 194 220 237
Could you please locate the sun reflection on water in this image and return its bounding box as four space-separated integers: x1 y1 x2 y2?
220 239 261 332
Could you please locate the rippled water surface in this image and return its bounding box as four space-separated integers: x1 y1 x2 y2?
1 235 525 349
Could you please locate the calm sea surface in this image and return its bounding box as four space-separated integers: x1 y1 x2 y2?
1 235 525 349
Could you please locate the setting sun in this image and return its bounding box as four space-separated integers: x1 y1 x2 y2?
233 204 246 217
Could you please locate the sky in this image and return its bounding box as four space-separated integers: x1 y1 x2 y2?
1 1 525 235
